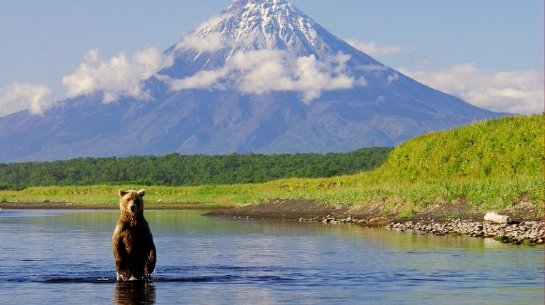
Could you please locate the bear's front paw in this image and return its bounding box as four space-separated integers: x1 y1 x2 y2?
116 272 124 282
116 272 133 282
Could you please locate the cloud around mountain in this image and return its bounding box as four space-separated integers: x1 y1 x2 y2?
0 83 53 116
61 47 170 103
174 32 226 53
166 46 363 103
58 41 542 114
0 42 541 117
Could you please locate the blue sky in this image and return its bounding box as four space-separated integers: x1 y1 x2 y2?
0 0 542 115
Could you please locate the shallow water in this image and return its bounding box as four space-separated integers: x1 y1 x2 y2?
0 209 542 305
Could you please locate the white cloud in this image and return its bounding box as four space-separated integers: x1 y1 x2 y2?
175 32 225 52
176 32 228 52
229 50 293 93
167 50 362 103
169 68 229 90
0 83 53 117
290 53 355 102
347 39 402 56
62 47 168 103
398 63 543 114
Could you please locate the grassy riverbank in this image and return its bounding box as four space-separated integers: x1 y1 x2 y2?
1 115 543 218
1 175 541 218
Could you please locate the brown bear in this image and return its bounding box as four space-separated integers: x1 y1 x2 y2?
112 189 156 281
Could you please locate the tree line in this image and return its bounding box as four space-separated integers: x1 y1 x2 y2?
0 148 392 190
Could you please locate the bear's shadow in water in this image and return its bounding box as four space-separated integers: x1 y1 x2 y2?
114 281 156 305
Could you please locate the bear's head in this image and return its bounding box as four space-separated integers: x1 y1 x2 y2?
118 189 146 218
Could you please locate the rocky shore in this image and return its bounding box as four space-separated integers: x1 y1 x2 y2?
386 219 544 245
297 215 544 245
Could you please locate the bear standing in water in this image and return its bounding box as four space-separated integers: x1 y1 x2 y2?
112 189 156 281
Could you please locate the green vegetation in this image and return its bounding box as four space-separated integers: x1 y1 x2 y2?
0 148 391 190
1 115 543 217
375 114 543 181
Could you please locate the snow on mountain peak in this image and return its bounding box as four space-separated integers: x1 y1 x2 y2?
160 0 374 102
172 0 333 57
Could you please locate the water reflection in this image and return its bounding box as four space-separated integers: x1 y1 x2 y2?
114 281 156 305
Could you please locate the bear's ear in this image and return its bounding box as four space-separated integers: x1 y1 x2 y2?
137 189 146 197
118 189 128 197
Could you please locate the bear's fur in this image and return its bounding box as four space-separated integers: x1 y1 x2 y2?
112 189 156 281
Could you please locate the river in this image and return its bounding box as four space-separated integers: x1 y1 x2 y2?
0 209 542 305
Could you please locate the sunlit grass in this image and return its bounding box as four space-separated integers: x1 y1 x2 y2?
1 175 542 215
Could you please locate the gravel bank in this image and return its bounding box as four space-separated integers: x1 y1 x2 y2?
386 219 544 245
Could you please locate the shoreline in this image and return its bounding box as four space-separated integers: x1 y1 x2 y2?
3 200 543 245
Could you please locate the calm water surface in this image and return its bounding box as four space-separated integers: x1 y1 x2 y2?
0 209 542 305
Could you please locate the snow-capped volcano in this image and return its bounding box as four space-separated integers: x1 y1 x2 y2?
0 0 502 162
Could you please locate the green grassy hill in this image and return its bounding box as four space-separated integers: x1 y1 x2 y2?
375 114 543 182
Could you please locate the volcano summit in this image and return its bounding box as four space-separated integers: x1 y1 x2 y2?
0 0 501 162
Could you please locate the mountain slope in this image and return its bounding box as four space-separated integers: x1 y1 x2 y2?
0 0 502 162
